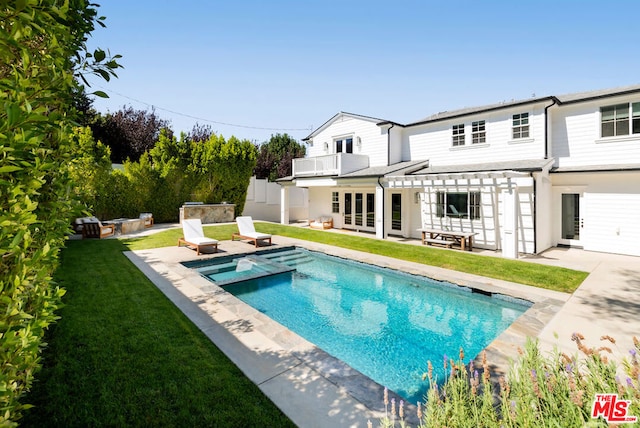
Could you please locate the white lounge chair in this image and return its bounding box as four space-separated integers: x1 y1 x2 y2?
178 219 219 255
232 216 272 247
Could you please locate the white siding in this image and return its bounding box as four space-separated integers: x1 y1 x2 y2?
551 94 640 168
308 187 336 225
414 176 535 252
552 171 640 256
243 177 308 223
402 103 548 165
388 125 403 164
307 115 389 166
535 172 554 253
585 193 640 256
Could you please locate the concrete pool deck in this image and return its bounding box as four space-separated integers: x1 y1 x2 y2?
122 230 618 428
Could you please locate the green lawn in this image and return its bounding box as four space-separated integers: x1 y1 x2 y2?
125 222 588 293
23 223 588 426
22 239 296 428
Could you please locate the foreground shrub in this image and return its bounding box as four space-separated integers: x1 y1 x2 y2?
377 335 640 427
0 1 120 423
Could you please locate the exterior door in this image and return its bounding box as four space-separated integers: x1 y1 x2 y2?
559 192 583 246
342 191 375 231
391 193 402 232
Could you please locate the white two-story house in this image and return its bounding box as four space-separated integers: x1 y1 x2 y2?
277 84 640 258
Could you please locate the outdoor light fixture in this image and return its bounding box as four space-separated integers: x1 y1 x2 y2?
357 136 362 149
323 142 329 151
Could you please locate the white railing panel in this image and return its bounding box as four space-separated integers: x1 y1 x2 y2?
293 153 368 177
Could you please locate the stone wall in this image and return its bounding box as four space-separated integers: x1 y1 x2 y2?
179 204 235 224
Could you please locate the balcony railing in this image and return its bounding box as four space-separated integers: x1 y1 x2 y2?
292 153 369 177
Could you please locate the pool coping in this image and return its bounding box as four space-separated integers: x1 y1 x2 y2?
125 237 569 428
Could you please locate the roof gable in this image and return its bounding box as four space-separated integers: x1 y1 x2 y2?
303 112 390 141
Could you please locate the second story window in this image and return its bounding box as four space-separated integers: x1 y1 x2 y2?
452 124 465 146
472 120 486 144
335 137 353 153
601 102 640 137
512 113 529 139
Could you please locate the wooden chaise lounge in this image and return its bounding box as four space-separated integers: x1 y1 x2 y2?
231 216 272 247
178 219 219 255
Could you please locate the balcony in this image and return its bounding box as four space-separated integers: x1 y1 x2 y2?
292 153 369 177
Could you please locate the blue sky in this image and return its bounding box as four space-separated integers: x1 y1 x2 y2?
86 0 640 143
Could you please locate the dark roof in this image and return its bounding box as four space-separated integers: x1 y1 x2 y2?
403 84 640 127
303 84 640 139
339 160 429 178
555 84 640 104
409 159 553 175
405 96 556 127
551 163 640 173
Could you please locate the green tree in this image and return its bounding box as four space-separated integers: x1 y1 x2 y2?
0 1 121 422
124 152 190 223
254 133 306 181
150 129 193 176
191 134 257 214
67 126 112 212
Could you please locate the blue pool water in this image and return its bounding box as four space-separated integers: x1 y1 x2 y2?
190 247 530 403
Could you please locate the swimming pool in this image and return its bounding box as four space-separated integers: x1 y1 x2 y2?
187 247 530 403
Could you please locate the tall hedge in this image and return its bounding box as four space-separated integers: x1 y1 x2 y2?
0 1 119 423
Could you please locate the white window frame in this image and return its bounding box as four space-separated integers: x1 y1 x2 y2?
600 102 640 137
512 113 529 139
471 120 486 144
436 191 481 220
452 124 465 146
334 137 353 153
331 191 339 213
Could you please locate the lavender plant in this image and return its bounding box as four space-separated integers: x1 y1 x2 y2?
376 335 640 427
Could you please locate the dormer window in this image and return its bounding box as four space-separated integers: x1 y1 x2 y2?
452 124 465 146
601 102 640 137
512 113 529 139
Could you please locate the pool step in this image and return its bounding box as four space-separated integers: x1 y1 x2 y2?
195 261 239 276
199 255 295 286
193 249 317 287
266 252 314 266
261 249 303 260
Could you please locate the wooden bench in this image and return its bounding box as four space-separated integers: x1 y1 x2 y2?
422 238 454 248
418 228 477 251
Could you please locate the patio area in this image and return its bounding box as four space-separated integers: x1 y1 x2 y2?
119 221 640 427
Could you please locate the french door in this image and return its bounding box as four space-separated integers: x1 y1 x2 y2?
343 191 375 230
